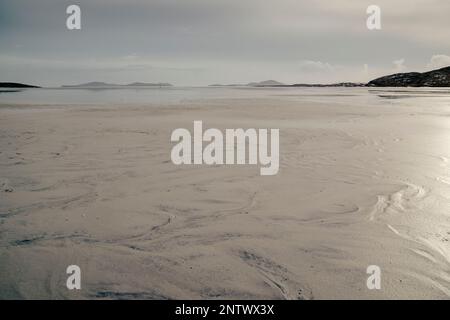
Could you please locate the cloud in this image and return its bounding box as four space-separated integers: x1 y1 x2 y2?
1 0 449 85
393 59 406 72
427 55 450 70
298 60 337 73
363 64 369 75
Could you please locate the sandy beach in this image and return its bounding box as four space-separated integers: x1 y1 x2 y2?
1 88 450 299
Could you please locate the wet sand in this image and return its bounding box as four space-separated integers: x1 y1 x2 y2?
1 93 450 299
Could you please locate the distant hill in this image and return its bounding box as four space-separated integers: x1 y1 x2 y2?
62 82 115 87
0 82 40 88
62 82 173 88
368 66 450 87
208 84 243 87
125 82 172 87
247 80 286 87
209 80 286 87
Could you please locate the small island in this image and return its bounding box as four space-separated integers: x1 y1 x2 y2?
0 82 40 88
368 66 450 87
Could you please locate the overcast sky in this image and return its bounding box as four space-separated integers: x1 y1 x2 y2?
0 0 449 86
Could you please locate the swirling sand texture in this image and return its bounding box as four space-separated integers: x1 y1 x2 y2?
1 88 450 299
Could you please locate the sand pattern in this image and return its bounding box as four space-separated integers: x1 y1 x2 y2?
1 90 450 299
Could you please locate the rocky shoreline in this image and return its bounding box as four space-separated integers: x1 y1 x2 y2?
368 66 450 87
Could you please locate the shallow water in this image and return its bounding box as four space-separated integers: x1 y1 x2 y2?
1 86 450 107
